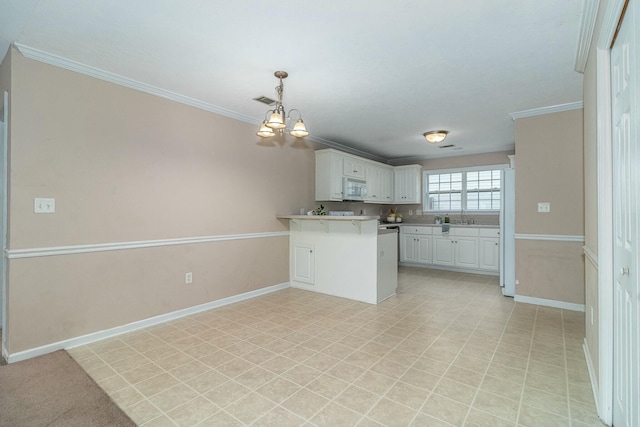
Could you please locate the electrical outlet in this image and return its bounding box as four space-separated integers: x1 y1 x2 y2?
416 210 423 216
185 272 193 284
408 210 413 216
34 198 55 213
537 202 550 213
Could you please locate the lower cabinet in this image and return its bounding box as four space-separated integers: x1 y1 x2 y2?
479 228 500 271
401 234 432 264
401 226 499 274
432 236 455 266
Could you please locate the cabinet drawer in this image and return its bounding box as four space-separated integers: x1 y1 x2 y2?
453 227 479 237
479 228 500 238
401 226 433 235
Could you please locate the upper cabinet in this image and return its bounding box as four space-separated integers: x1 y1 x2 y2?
343 157 365 179
315 150 345 201
365 163 394 203
393 165 422 204
315 149 420 204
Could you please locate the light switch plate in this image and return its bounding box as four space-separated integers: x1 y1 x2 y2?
34 198 55 213
537 202 550 213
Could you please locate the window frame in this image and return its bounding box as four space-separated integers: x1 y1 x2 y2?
423 164 509 214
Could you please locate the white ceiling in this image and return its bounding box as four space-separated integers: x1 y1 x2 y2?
0 0 585 162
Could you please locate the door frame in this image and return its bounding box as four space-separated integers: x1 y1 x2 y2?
595 0 630 424
1 91 7 360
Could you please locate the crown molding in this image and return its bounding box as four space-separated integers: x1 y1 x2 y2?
13 43 388 163
509 101 584 120
14 43 264 126
574 0 601 73
387 143 515 165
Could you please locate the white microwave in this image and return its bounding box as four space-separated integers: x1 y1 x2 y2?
343 177 367 201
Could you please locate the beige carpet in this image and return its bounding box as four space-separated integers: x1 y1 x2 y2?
0 350 135 427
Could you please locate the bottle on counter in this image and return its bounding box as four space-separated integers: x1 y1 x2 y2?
444 214 450 223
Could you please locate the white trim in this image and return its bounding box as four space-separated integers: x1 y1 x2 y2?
514 295 586 312
584 338 601 416
12 43 388 164
5 281 291 364
584 245 599 266
514 233 585 242
1 91 7 362
593 0 625 423
575 0 602 73
509 102 584 120
5 231 289 259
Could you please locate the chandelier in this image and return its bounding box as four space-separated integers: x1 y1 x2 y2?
256 71 309 138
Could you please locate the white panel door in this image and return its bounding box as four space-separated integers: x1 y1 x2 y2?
401 235 417 262
611 3 639 426
292 243 315 285
417 236 432 264
433 237 454 266
454 237 479 269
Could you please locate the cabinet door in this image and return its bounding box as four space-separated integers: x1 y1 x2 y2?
292 243 315 284
455 236 479 269
315 152 344 201
433 236 455 266
343 157 365 178
365 164 381 202
380 167 394 202
479 238 499 270
401 235 417 262
393 167 421 204
393 170 407 203
417 236 432 264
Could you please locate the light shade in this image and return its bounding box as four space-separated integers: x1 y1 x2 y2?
423 130 449 144
266 112 286 129
290 119 309 137
256 121 275 137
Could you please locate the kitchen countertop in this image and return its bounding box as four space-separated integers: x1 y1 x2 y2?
277 215 379 221
391 223 500 229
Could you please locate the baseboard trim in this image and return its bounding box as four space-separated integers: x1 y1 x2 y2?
5 282 290 364
514 295 585 312
398 262 500 277
583 338 601 416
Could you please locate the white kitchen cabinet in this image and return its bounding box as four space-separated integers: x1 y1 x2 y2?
315 150 344 201
400 225 498 275
343 157 365 179
400 226 433 264
455 236 479 269
433 235 455 266
366 163 394 203
380 167 394 202
393 165 422 204
292 243 315 284
479 228 500 271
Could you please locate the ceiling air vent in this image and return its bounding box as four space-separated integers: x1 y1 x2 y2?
437 144 455 149
253 96 276 106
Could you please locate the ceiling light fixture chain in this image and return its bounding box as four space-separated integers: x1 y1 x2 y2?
257 71 309 138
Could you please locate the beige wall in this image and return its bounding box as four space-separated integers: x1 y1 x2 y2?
4 47 317 354
514 109 585 303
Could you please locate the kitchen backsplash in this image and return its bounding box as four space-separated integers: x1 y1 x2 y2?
312 201 500 225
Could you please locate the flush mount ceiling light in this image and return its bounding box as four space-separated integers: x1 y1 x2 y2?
256 71 309 138
423 130 449 144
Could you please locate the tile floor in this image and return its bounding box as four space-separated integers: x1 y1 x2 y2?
69 267 604 426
